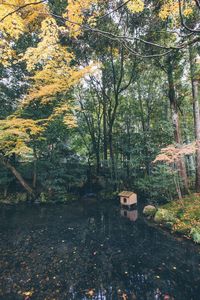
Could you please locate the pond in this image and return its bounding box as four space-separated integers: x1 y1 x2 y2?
0 200 200 300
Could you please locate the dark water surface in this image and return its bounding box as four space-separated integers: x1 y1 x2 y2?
0 201 200 300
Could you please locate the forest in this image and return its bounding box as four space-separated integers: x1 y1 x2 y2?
0 2 199 206
1 1 200 299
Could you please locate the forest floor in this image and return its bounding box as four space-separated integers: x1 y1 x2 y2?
154 193 200 244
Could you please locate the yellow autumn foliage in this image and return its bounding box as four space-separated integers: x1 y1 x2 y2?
0 39 16 67
0 5 94 133
48 104 78 128
159 0 195 20
63 0 98 37
0 0 47 37
18 16 93 106
0 0 47 65
0 0 25 39
125 0 144 14
0 118 44 156
64 0 145 37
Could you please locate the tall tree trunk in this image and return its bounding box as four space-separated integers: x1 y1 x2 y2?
126 119 131 181
137 80 151 175
189 46 200 191
33 160 37 189
167 57 189 192
1 159 34 196
103 95 108 162
193 80 200 191
95 147 100 175
182 111 195 175
4 186 8 198
108 128 115 179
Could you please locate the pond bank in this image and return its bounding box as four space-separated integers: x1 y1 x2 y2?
143 194 200 244
0 190 118 205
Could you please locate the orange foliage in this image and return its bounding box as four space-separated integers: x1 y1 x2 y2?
153 143 197 164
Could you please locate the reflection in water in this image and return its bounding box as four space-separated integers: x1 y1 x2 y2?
120 209 138 222
0 202 200 300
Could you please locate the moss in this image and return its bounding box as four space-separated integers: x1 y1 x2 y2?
143 205 157 217
154 208 176 223
155 193 200 243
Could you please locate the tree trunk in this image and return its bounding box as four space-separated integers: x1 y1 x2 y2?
95 148 100 175
2 159 35 196
193 80 200 191
108 128 115 179
4 186 8 198
167 57 189 192
189 46 200 191
103 95 108 162
182 111 195 175
33 160 37 189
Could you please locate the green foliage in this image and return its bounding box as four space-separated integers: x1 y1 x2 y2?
0 166 13 188
151 194 200 242
190 227 200 244
135 165 177 202
154 208 176 223
0 192 27 204
0 0 199 204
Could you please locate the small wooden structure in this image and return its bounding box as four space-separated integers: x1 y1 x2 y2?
119 191 137 206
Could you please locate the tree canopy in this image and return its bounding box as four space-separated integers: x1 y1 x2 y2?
0 0 199 201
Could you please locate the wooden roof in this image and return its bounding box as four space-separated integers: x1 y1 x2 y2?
118 191 136 197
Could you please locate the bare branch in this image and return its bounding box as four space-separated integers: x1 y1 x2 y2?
97 0 131 21
122 42 173 59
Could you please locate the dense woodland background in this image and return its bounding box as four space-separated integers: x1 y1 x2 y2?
0 0 199 203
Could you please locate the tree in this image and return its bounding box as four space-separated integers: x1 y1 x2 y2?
189 45 200 191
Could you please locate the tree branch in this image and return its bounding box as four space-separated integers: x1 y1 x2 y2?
97 0 131 21
0 0 46 23
194 0 200 10
178 0 200 33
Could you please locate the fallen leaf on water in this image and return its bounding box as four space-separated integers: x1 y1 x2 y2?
23 291 33 296
86 289 95 296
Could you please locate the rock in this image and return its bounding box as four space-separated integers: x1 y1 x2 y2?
143 205 157 217
154 208 176 223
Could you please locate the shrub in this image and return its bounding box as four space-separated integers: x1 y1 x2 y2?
154 208 176 223
190 227 200 244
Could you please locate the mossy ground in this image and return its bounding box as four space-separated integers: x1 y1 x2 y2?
160 193 200 243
